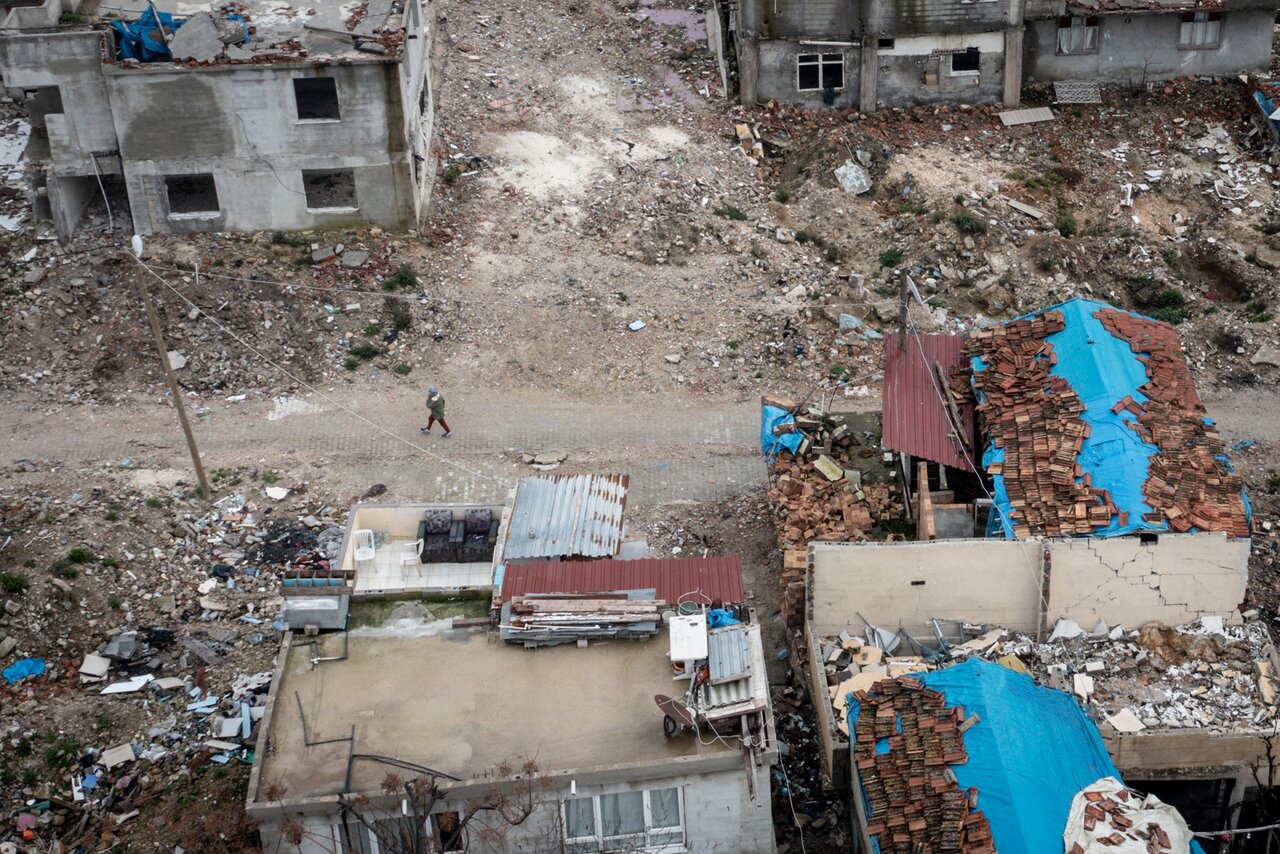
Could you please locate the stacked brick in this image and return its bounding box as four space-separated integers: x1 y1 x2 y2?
1094 309 1250 538
768 456 902 549
854 677 995 853
1067 788 1175 853
966 311 1119 538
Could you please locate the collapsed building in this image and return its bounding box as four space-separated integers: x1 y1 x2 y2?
0 0 436 239
252 472 779 852
706 0 1279 110
762 298 1266 843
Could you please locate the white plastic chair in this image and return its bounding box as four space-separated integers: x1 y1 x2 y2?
401 539 424 568
353 529 376 562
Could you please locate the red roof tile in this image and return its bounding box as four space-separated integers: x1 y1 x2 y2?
882 334 976 472
498 556 745 607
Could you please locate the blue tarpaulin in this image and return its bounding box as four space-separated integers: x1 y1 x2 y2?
849 660 1204 853
760 405 803 460
973 298 1247 538
112 8 186 62
3 657 46 685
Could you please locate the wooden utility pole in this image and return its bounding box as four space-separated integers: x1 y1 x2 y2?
895 269 911 349
138 274 211 501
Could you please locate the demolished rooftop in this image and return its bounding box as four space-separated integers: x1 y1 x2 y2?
964 298 1250 540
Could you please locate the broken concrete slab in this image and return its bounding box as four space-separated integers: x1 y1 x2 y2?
1106 707 1147 733
168 12 225 62
813 454 844 482
1256 244 1280 270
100 743 136 769
79 653 111 680
1250 345 1280 368
340 250 369 268
311 246 337 263
1008 199 1047 220
834 160 872 195
166 350 187 371
101 674 154 694
998 107 1054 127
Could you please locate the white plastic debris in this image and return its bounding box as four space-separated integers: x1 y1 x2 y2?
834 160 872 195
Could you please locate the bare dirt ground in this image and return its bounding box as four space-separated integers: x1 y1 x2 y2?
1 0 1279 848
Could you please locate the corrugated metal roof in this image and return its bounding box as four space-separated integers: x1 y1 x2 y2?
882 333 976 472
502 474 629 560
498 556 746 606
701 623 768 719
707 625 750 685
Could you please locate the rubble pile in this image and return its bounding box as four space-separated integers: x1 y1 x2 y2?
853 676 995 854
1096 307 1250 536
967 309 1118 537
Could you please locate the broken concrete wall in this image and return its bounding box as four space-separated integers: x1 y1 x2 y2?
872 32 1006 108
48 174 97 238
1045 532 1248 629
0 0 80 30
102 62 416 234
808 539 1046 638
395 0 434 224
753 40 860 108
0 31 118 176
1023 10 1274 85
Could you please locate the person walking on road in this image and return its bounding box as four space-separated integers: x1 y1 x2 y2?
421 386 451 437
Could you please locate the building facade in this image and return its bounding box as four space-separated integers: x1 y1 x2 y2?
0 0 435 238
709 0 1277 110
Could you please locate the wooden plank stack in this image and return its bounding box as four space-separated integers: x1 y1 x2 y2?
1094 308 1250 538
966 310 1118 538
854 677 995 853
500 592 664 647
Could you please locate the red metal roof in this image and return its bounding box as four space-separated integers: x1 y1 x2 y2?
498 556 745 606
882 333 976 472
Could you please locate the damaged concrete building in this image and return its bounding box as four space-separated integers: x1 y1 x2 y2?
0 0 435 238
707 0 1278 109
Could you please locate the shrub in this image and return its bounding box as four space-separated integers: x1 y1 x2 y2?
879 248 904 267
343 357 359 371
383 263 418 290
442 164 462 185
385 296 413 331
898 199 927 215
393 364 413 376
348 343 380 360
49 559 77 579
1152 289 1186 309
66 548 95 564
363 324 381 336
1151 307 1188 325
714 206 747 221
951 213 986 235
773 188 793 203
1055 211 1079 238
0 572 28 594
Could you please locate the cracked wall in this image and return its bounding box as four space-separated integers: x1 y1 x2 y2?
808 539 1046 638
1045 532 1248 629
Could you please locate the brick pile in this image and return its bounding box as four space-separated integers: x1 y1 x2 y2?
1095 308 1250 538
966 311 1119 538
769 454 903 549
1067 786 1177 853
854 677 995 854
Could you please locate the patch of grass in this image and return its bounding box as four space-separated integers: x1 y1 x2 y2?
823 244 840 263
58 10 85 23
671 50 694 61
0 572 29 594
773 187 793 203
393 364 413 376
145 497 164 508
442 163 462 185
829 365 846 379
898 199 927 215
104 510 119 522
343 357 359 371
727 339 740 350
385 295 413 331
260 470 280 485
43 736 79 770
1055 210 1078 238
1151 307 1188 325
794 229 842 262
1246 300 1273 323
363 323 381 336
22 559 36 568
1161 248 1179 267
48 558 78 580
107 595 122 610
714 206 748 221
879 248 904 268
270 232 307 248
1152 289 1186 309
100 557 118 569
616 292 629 304
348 342 381 361
67 548 95 564
383 263 418 291
14 736 32 758
952 213 987 235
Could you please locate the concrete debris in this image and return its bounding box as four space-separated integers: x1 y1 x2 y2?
1250 345 1280 367
834 160 872 195
167 12 226 62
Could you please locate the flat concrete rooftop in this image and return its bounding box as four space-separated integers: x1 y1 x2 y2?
256 628 733 804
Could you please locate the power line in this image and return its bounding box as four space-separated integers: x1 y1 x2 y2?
131 256 515 489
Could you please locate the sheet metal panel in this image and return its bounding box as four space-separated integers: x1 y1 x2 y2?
882 333 976 472
702 624 768 719
707 625 749 685
498 556 746 606
503 474 629 560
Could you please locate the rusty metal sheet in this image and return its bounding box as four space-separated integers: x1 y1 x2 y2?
882 333 976 472
497 556 745 606
502 474 629 560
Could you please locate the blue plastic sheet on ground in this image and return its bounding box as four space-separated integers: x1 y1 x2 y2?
3 657 46 685
848 659 1203 853
760 405 802 461
975 298 1189 538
